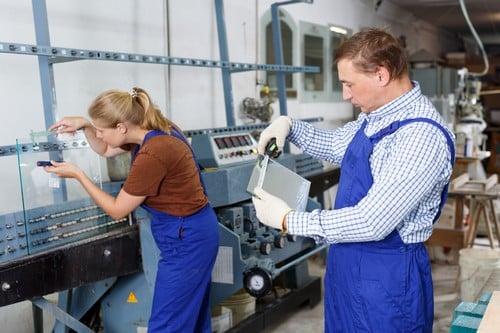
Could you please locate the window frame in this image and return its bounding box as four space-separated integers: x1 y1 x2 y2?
261 9 298 97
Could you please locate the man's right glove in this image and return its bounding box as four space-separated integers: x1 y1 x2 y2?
257 116 292 155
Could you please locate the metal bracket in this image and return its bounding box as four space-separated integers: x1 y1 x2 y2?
0 41 319 74
31 297 94 333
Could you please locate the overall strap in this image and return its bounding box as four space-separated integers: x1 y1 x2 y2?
168 127 208 194
132 129 165 159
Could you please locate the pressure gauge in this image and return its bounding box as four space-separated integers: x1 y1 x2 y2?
243 267 272 297
250 274 264 290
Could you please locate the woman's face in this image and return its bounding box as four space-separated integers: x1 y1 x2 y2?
92 118 126 148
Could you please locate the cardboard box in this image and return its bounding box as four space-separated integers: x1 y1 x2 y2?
211 306 232 333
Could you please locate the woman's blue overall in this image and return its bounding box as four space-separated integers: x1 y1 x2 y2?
325 118 454 333
134 129 219 332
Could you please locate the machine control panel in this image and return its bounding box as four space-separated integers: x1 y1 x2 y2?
190 131 259 168
0 197 129 264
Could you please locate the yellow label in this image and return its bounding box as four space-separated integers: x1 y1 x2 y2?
127 292 139 303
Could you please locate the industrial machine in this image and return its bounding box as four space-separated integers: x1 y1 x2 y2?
0 122 337 333
0 1 328 331
454 68 488 158
412 66 488 168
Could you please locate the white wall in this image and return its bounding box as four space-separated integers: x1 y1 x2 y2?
0 0 462 138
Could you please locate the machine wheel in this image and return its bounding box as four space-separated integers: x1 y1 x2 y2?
259 241 272 255
243 267 273 298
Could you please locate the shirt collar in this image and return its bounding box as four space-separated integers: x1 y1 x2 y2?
364 80 421 122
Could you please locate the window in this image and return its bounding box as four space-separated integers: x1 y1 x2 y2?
330 25 350 100
261 10 351 102
265 20 293 90
304 34 324 92
300 22 351 103
301 22 327 102
262 9 297 96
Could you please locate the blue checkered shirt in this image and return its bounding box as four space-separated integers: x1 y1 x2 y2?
286 81 455 244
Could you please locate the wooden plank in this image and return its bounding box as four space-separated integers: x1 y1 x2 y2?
450 173 470 190
468 174 498 192
453 183 491 194
426 227 469 249
478 290 500 332
450 180 500 197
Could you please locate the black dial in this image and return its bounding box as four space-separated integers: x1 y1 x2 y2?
243 267 273 297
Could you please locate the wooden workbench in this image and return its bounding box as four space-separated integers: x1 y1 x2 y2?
426 174 500 263
449 176 500 249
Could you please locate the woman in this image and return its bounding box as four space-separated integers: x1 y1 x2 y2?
45 87 220 332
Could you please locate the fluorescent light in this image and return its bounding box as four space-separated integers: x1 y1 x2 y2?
329 26 348 35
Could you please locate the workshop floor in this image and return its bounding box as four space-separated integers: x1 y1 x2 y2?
2 242 494 333
261 245 487 333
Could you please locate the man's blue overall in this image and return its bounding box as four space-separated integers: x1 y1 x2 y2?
325 118 454 333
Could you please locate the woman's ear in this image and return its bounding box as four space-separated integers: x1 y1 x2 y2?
116 123 127 134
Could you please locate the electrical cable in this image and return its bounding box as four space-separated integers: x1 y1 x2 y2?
459 0 489 77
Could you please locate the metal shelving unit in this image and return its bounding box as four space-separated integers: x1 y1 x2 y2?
0 0 317 131
0 2 320 332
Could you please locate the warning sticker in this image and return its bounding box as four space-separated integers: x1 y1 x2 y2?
127 292 139 303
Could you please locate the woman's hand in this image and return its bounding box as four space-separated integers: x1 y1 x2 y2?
42 160 84 179
48 117 91 136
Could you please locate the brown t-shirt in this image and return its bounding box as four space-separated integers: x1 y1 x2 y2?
122 134 208 216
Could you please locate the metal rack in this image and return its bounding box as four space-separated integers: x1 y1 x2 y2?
0 2 323 332
0 0 318 131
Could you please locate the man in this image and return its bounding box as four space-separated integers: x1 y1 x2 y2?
252 27 455 333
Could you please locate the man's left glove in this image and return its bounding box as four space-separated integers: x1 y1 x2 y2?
252 187 293 231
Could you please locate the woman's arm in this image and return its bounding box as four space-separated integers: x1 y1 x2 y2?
44 160 145 220
49 116 125 157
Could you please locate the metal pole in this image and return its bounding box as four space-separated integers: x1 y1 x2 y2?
271 3 287 117
214 0 236 126
32 0 58 129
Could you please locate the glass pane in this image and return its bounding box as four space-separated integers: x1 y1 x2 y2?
304 34 324 91
0 131 130 263
247 155 310 212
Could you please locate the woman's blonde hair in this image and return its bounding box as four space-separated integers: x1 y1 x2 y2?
88 87 182 135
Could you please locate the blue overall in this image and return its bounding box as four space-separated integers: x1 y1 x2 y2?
325 118 454 333
133 129 219 332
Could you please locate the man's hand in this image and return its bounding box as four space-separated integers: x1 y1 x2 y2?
252 187 293 231
257 116 292 155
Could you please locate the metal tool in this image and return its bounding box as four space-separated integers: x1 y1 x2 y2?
264 137 281 159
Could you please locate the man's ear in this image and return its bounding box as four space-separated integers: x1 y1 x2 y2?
376 66 390 86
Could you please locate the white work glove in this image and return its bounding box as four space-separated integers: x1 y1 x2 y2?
252 187 293 231
257 116 292 155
